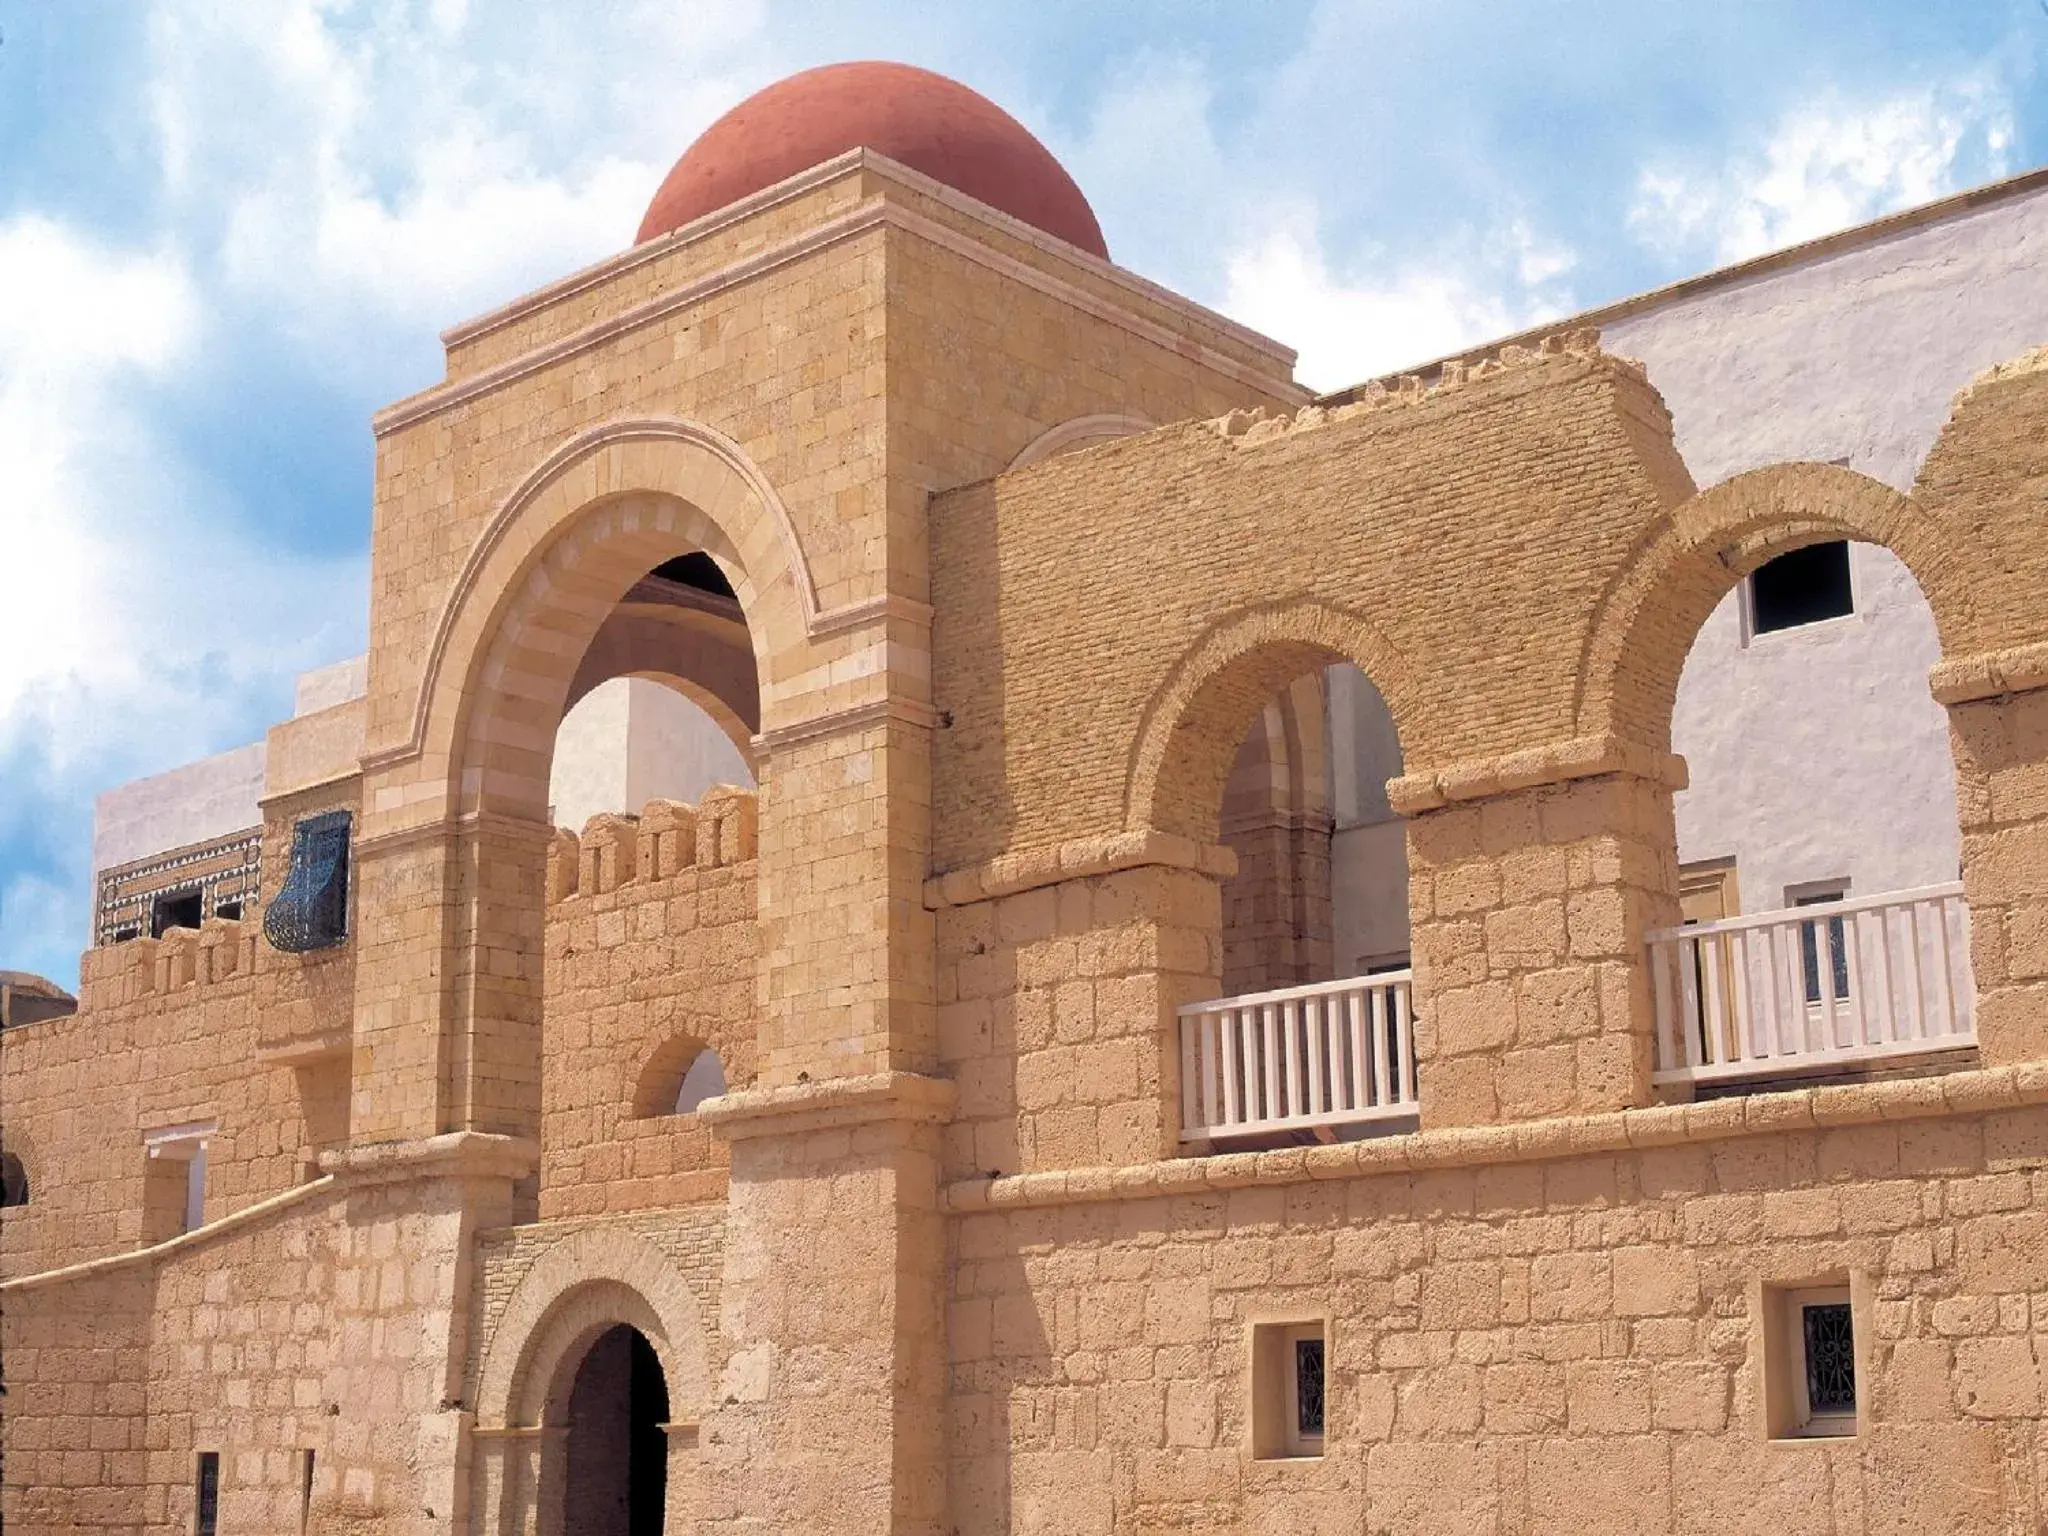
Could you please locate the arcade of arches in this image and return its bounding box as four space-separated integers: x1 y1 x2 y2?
11 64 2048 1536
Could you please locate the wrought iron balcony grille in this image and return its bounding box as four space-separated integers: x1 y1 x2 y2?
264 810 352 953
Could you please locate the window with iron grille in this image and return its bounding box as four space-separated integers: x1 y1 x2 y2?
195 1451 220 1536
265 811 352 953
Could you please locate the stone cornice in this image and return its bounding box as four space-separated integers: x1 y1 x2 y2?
1929 640 2048 706
377 185 1302 440
698 1070 957 1141
434 148 1296 374
320 1131 540 1186
1387 732 1689 816
752 695 940 754
924 829 1239 911
942 1062 2048 1216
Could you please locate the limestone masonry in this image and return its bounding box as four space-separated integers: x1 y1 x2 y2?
9 58 2048 1534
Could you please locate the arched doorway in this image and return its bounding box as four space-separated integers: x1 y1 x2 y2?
558 1324 670 1536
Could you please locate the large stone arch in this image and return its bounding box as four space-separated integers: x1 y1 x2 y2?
409 418 813 820
470 1227 712 1535
564 597 763 771
1574 460 1955 752
1124 599 1426 843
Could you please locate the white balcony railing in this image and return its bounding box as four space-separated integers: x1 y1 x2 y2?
1649 883 1975 1085
1178 972 1418 1142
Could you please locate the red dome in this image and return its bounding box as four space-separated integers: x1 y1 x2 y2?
636 62 1108 258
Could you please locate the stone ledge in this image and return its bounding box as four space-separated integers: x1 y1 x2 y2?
699 1070 957 1141
1387 732 1689 815
924 830 1238 910
941 1062 2048 1215
320 1131 540 1186
1929 640 2048 706
0 1175 341 1293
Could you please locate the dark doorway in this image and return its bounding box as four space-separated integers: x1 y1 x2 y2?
561 1324 670 1536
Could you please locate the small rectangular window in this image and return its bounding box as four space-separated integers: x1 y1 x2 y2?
1749 541 1854 635
195 1451 220 1536
1764 1280 1859 1439
1251 1319 1326 1459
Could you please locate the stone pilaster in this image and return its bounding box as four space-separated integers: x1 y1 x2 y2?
1396 744 1684 1128
697 1074 954 1535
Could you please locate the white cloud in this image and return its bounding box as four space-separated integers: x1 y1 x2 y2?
147 0 774 344
0 214 364 981
1629 80 2016 265
1220 207 1576 391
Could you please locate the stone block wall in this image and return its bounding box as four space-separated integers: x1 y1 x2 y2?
539 792 760 1219
936 861 1223 1183
0 926 345 1280
943 1075 2048 1534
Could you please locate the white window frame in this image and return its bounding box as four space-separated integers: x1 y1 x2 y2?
1783 1283 1857 1437
145 1121 216 1235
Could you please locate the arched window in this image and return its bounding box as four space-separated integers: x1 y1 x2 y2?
1 1150 28 1208
631 1035 728 1119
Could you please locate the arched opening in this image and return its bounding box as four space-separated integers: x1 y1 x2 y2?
0 1150 27 1207
1141 620 1418 1147
557 1324 671 1536
630 1036 728 1119
1660 531 1971 1088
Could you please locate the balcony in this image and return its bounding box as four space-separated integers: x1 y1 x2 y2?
1178 972 1419 1143
1648 883 1975 1086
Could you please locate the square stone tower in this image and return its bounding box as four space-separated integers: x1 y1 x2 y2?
347 61 1304 1532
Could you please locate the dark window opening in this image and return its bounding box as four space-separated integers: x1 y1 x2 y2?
110 923 143 944
265 811 352 953
1803 1302 1856 1415
214 899 243 922
1294 1337 1326 1438
195 1451 221 1536
650 552 736 599
151 890 204 937
0 1151 27 1207
1751 541 1853 634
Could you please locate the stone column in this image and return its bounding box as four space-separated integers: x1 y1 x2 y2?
696 1075 954 1535
1394 742 1684 1127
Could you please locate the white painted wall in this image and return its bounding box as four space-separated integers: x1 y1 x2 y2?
547 677 753 833
92 743 269 879
1320 180 2048 951
1601 184 2048 908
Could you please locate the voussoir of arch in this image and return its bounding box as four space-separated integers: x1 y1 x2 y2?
392 417 819 775
1007 413 1156 471
1574 460 1944 746
1124 600 1427 837
476 1225 710 1429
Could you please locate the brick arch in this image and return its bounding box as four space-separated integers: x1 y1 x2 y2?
412 418 813 819
1576 461 1955 751
1125 601 1425 843
476 1227 711 1430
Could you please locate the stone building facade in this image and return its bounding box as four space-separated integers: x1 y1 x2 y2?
7 59 2048 1535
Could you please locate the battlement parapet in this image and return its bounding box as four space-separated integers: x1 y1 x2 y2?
546 786 759 906
77 917 258 1010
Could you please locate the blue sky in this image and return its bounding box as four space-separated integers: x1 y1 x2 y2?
0 0 2041 986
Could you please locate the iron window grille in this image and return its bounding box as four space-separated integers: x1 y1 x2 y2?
265 811 353 953
1802 1302 1856 1416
